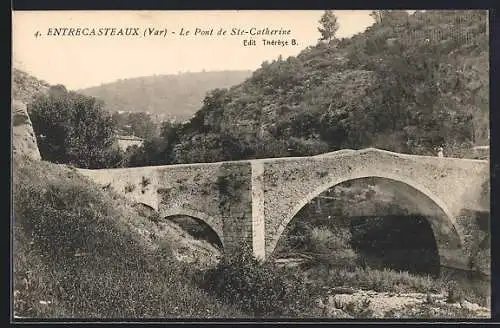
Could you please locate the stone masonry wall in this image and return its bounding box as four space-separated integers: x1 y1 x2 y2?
77 166 160 211
155 161 253 256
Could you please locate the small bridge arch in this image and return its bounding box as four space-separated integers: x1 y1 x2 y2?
161 208 225 249
268 171 464 265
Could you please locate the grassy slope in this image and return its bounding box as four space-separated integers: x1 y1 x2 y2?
12 156 244 318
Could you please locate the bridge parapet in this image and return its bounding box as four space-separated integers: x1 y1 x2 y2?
77 166 161 211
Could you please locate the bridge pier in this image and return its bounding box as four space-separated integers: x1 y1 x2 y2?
251 161 266 260
438 247 473 272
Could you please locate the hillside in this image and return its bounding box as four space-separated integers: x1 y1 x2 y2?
11 67 244 318
12 158 243 318
141 10 489 165
78 70 253 121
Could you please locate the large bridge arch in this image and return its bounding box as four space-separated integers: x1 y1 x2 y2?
161 208 225 249
267 171 465 267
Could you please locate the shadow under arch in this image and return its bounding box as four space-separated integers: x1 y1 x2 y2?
162 209 224 250
268 172 464 267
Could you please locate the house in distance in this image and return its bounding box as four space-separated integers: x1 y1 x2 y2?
115 135 144 152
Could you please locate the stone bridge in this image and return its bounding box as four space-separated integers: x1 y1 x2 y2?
77 148 490 271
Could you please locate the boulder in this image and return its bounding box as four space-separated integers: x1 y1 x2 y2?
325 289 490 319
12 99 41 160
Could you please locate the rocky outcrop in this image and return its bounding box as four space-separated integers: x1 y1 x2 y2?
12 100 41 160
12 68 50 103
12 68 50 162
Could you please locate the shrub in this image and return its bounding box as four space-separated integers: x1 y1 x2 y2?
310 226 334 250
321 267 438 294
28 85 119 169
305 225 359 272
124 182 135 193
200 244 320 317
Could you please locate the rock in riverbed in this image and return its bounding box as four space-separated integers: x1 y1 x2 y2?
317 289 490 319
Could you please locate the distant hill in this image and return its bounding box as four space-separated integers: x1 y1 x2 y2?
77 70 253 121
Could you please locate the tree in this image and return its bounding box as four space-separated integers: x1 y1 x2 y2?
29 86 118 168
126 112 158 139
111 112 159 139
318 10 339 42
369 10 409 26
369 10 392 25
188 88 229 134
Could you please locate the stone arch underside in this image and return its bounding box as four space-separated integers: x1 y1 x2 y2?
161 208 225 249
267 172 465 268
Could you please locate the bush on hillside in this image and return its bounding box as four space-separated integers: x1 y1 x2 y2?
323 267 437 294
28 85 121 169
200 244 321 318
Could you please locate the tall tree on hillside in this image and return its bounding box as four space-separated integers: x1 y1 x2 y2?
370 10 409 25
318 10 339 42
126 112 159 139
369 10 386 24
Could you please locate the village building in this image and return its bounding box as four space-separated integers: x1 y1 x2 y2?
115 135 144 152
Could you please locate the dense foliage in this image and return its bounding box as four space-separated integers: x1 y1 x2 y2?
200 244 321 317
111 111 159 139
17 11 488 169
28 85 121 169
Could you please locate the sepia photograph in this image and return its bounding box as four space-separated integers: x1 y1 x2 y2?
11 10 490 320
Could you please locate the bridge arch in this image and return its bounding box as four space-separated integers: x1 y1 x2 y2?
161 209 225 249
268 172 464 266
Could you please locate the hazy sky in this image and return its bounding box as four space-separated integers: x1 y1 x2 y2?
13 10 376 90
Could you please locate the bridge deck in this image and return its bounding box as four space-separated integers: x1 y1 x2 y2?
77 148 488 173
